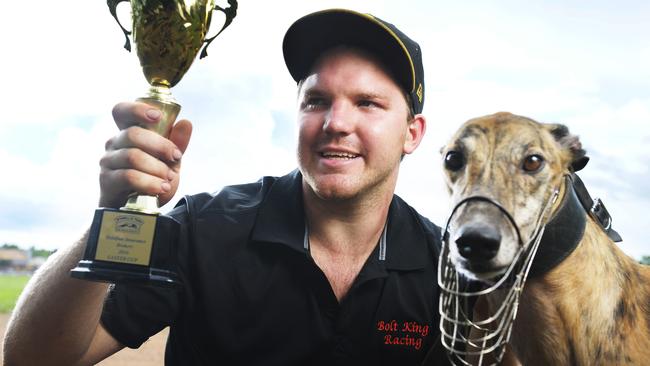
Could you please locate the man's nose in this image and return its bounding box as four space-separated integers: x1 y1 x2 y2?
323 101 355 135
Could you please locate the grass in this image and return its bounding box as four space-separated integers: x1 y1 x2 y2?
0 274 30 313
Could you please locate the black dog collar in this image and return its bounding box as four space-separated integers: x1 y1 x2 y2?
528 174 622 277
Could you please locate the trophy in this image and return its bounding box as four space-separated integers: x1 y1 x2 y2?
71 0 237 287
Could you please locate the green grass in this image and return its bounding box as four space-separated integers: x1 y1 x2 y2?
0 274 31 313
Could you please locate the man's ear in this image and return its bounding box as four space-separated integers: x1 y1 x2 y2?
544 123 589 172
403 114 427 155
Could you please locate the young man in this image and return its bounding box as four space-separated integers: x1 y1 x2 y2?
4 9 450 365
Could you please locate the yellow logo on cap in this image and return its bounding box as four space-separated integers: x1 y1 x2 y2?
416 83 423 103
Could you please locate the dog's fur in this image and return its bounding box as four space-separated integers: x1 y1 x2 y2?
441 112 650 365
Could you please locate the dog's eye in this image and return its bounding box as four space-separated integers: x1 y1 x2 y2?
444 151 465 171
522 154 545 172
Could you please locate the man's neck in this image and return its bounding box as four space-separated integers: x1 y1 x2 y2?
302 181 394 257
302 181 395 301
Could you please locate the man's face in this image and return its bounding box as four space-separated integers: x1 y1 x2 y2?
297 48 417 201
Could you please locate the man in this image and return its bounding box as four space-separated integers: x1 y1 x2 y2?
3 9 449 365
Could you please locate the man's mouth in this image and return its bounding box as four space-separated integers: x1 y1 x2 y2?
320 152 359 160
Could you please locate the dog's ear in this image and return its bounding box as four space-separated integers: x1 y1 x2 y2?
545 123 589 172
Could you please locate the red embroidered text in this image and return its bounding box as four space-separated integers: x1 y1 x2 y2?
376 320 429 350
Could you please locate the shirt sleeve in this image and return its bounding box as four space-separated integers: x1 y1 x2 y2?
101 282 183 348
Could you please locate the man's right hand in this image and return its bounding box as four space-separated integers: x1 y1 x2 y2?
2 104 193 365
99 101 193 208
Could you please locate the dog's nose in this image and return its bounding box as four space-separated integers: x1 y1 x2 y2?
455 224 501 261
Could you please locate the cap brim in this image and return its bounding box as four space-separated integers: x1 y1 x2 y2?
282 9 415 94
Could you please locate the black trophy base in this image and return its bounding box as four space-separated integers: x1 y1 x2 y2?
71 260 180 287
70 208 181 288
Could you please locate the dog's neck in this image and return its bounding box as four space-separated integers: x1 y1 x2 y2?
501 174 649 365
527 175 585 277
503 219 650 365
528 174 622 278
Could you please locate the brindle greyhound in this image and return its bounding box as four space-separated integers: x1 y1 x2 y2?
440 112 650 365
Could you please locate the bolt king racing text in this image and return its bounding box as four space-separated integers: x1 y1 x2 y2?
376 320 429 350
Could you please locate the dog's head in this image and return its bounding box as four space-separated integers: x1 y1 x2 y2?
441 112 588 282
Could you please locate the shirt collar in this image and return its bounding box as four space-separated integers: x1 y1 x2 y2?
383 196 430 271
251 170 306 253
251 169 430 271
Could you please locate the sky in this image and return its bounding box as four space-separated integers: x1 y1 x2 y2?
0 0 648 259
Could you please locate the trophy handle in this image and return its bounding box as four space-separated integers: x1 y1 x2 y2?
199 0 238 59
107 0 133 52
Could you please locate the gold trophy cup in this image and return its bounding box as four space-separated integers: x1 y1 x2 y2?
71 0 237 287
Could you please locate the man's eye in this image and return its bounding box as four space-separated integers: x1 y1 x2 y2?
303 97 327 109
358 100 377 108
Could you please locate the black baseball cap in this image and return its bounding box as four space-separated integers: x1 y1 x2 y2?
283 9 425 114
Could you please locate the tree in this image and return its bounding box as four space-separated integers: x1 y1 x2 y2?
29 246 54 258
641 256 650 266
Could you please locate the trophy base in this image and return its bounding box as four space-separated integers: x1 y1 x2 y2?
70 260 180 286
70 208 182 288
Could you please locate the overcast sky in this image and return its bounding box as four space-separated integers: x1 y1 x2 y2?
0 0 648 259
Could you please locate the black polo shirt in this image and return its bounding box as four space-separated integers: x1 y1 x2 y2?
101 170 449 365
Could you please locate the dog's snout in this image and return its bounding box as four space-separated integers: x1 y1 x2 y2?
455 224 501 262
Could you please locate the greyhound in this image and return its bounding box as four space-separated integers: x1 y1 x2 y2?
437 112 650 365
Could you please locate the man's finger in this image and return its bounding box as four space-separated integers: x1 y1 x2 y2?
112 101 162 131
98 168 171 208
102 168 171 195
107 126 181 164
100 148 174 182
169 119 193 155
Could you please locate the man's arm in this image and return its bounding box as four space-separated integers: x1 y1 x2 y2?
3 231 123 365
2 102 192 365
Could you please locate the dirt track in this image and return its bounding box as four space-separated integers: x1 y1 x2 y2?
1 312 167 365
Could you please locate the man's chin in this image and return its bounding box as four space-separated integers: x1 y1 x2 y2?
312 186 358 202
304 175 360 201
